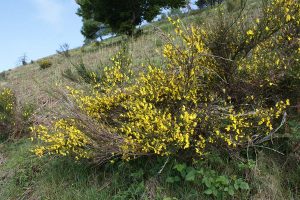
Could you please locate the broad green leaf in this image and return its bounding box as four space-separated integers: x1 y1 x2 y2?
185 169 197 181
239 182 250 190
202 177 211 187
166 177 175 183
204 189 213 195
216 175 229 185
173 163 187 173
228 186 235 196
166 176 180 183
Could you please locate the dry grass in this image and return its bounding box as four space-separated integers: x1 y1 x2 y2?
251 152 290 200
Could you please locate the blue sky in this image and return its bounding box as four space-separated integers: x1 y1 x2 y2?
0 0 83 71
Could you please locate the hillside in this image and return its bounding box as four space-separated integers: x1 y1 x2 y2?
0 0 299 199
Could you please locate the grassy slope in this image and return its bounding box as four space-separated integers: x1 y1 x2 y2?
0 139 211 200
0 1 299 199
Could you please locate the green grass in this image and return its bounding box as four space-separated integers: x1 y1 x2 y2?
1 138 299 199
0 139 208 199
0 139 114 199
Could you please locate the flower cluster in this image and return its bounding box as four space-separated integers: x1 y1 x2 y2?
31 119 92 159
0 88 14 121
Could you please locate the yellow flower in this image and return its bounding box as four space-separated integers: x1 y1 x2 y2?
246 30 254 36
286 14 291 22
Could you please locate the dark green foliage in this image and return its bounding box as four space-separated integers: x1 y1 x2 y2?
81 19 111 41
196 0 224 8
166 159 250 199
76 0 186 35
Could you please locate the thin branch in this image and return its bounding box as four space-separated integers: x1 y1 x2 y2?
254 112 287 144
252 145 284 155
158 157 170 174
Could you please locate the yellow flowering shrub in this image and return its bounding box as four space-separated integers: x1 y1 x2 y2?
0 88 15 123
31 119 92 159
38 59 52 69
32 0 299 162
0 88 33 140
0 88 17 140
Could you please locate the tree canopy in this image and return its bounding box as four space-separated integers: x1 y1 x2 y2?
76 0 186 36
81 19 111 42
196 0 223 8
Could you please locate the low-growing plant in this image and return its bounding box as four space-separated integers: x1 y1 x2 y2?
63 43 131 85
0 88 35 140
38 59 52 69
56 43 70 58
166 162 249 199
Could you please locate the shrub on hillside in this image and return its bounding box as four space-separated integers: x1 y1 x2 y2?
56 43 70 58
0 71 6 81
31 0 299 164
38 59 52 69
0 88 15 139
63 44 131 85
0 88 34 140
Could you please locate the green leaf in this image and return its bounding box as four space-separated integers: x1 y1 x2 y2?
228 186 235 196
166 177 175 183
197 168 204 175
204 189 213 195
174 176 181 182
202 177 212 187
234 181 240 190
212 188 219 197
239 182 250 190
185 169 197 181
173 163 187 173
216 175 229 185
167 176 180 183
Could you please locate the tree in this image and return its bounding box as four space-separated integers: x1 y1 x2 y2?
196 0 223 8
81 19 111 41
18 54 28 66
76 0 186 36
